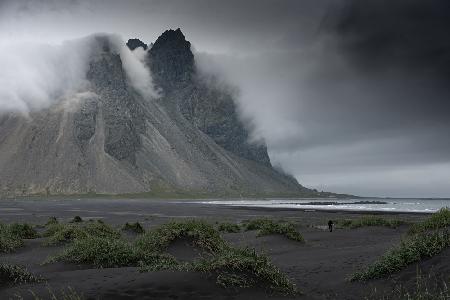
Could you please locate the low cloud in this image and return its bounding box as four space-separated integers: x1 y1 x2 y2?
0 34 157 114
118 42 159 99
0 38 91 113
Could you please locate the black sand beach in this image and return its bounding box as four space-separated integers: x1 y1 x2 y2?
0 198 448 299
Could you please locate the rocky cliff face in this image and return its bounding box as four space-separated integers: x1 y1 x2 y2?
148 29 194 91
148 29 271 166
0 29 310 197
87 36 144 163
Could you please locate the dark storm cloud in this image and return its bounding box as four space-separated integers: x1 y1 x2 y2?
194 0 450 196
265 0 450 197
1 0 449 196
331 0 450 80
306 0 450 154
314 0 450 138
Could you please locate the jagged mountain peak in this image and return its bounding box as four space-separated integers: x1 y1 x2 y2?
148 28 194 90
152 28 190 51
126 38 148 51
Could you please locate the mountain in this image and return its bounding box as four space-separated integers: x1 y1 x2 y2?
0 29 316 198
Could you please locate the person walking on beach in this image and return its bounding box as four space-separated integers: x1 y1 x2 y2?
328 220 334 232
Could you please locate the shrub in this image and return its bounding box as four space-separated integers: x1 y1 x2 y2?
244 218 304 242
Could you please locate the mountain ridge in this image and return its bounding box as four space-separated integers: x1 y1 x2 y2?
0 29 327 198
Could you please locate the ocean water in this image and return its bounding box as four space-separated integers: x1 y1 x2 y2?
199 198 450 213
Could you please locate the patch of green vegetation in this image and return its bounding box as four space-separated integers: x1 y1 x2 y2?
243 218 304 242
0 233 23 253
49 235 137 268
0 263 39 284
45 217 59 226
43 220 120 246
135 219 227 254
137 253 183 272
192 247 297 295
122 222 145 234
7 223 39 239
351 230 450 281
0 222 38 253
336 216 405 229
409 208 450 235
364 269 449 300
48 219 297 295
217 222 241 233
70 216 83 223
47 234 180 270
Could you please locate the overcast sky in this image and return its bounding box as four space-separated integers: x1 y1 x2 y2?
1 0 449 198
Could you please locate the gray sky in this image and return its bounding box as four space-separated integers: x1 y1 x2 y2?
1 0 449 198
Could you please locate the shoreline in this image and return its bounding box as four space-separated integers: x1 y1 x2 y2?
1 197 445 215
226 205 434 215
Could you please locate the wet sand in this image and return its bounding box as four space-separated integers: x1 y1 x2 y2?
0 198 448 299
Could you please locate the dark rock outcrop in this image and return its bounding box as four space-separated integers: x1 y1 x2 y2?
87 38 142 162
148 28 194 90
126 38 148 51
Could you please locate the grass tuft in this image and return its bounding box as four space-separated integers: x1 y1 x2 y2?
408 208 450 235
50 236 138 268
244 218 304 242
364 269 449 300
137 253 183 272
47 219 297 295
135 219 227 254
45 217 59 226
43 220 120 246
0 222 38 253
336 216 405 229
0 233 23 253
351 230 450 281
192 247 298 295
0 263 39 284
217 222 241 233
7 223 39 239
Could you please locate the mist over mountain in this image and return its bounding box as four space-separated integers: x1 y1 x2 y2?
0 29 316 197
